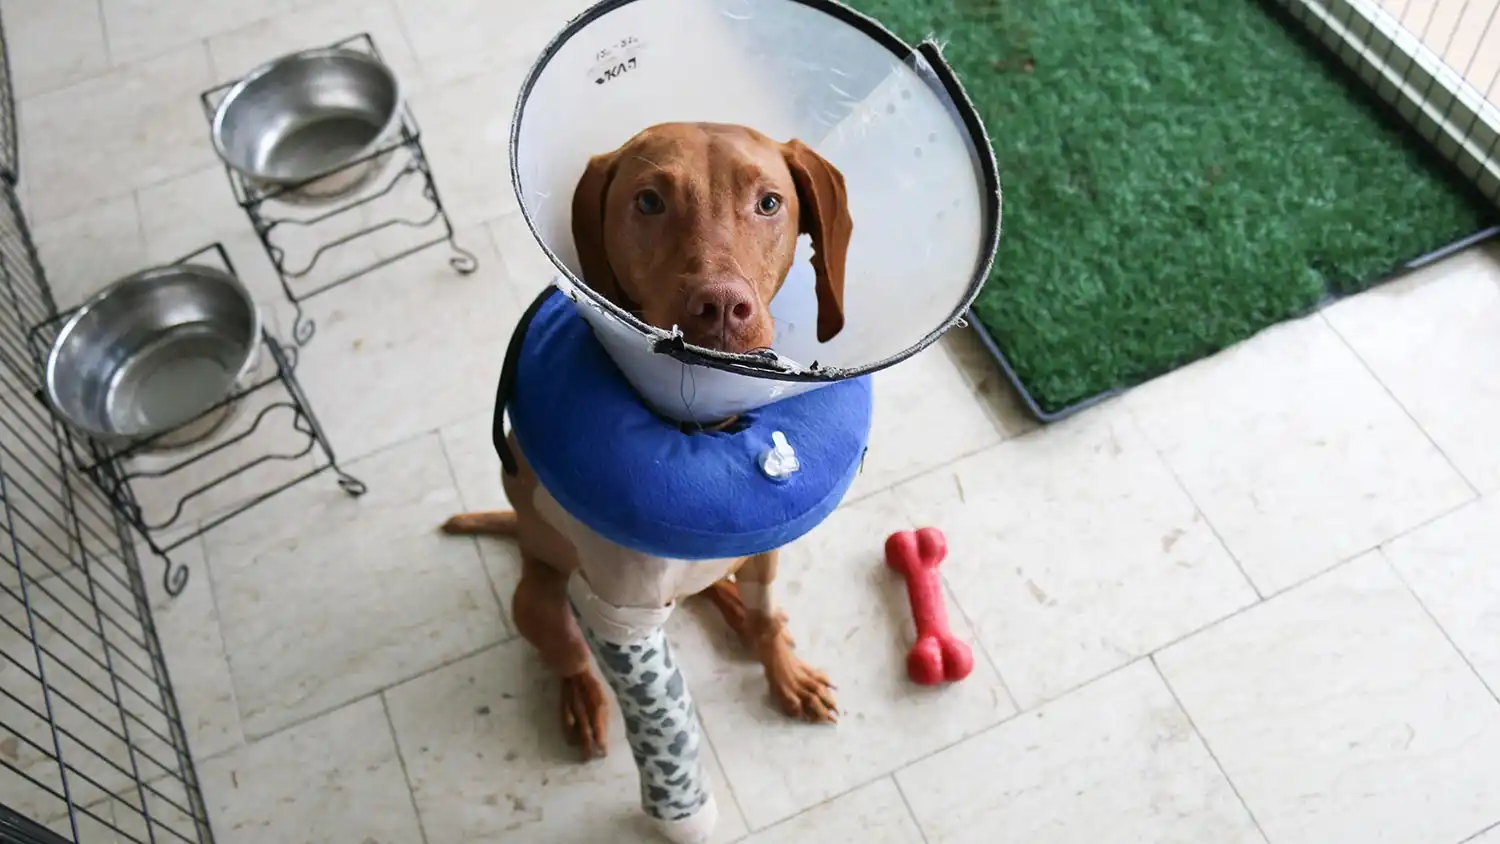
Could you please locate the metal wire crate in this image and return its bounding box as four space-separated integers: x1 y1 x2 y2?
0 9 17 186
0 177 213 842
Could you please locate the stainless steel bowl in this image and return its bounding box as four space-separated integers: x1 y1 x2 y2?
211 47 403 203
46 264 263 451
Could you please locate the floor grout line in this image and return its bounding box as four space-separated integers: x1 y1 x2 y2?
932 563 1020 714
970 554 1370 725
1461 818 1500 843
231 636 507 748
937 331 1040 442
163 416 525 758
480 217 537 314
29 162 216 231
869 657 1149 790
21 81 520 234
845 387 1137 510
128 189 149 249
380 691 431 844
891 775 933 844
1121 401 1267 601
386 0 428 86
433 426 514 638
94 0 114 69
1378 540 1500 707
736 760 942 837
1318 310 1483 499
201 34 222 84
685 706 753 838
185 530 249 755
1256 493 1479 603
839 436 1007 510
24 0 529 105
1150 655 1273 844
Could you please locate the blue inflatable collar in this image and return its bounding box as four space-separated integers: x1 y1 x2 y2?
494 287 873 560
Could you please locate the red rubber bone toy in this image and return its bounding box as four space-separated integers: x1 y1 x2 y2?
885 527 975 685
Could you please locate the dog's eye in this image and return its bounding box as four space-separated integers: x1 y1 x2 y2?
756 194 782 216
634 190 665 215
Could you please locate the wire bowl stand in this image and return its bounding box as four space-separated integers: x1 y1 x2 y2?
25 243 367 601
199 32 478 348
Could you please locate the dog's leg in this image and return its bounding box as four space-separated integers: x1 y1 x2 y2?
449 433 611 758
512 554 609 759
440 510 518 537
446 508 606 752
736 551 838 723
703 579 794 650
568 575 718 844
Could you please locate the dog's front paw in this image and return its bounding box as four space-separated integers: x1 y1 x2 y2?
765 655 838 724
560 671 610 760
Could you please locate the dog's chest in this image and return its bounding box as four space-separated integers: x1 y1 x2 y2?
534 485 740 608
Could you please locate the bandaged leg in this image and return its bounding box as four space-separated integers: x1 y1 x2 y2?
567 573 717 844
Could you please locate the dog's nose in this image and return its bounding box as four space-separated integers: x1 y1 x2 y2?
685 284 756 335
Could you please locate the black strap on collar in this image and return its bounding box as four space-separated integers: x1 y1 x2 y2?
493 285 564 476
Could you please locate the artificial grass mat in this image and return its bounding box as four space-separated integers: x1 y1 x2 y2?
844 0 1498 413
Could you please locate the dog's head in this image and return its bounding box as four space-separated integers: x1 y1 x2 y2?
570 122 852 354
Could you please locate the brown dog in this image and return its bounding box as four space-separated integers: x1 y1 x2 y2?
442 123 852 759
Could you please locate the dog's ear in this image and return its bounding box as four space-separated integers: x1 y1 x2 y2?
570 151 636 310
783 139 852 343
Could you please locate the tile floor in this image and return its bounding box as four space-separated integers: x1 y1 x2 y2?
4 1 1500 842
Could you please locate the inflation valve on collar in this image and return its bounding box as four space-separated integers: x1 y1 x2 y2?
760 431 800 480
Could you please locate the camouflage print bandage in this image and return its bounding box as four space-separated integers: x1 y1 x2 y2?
567 573 717 844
